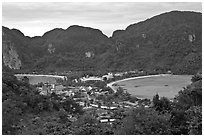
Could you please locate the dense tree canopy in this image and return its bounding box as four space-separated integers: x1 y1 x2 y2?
2 72 83 134
2 71 202 135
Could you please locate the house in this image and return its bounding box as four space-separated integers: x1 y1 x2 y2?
87 86 93 90
109 106 117 110
90 104 99 108
114 73 124 77
99 118 116 123
80 76 102 82
79 102 85 106
167 70 172 74
109 119 116 122
83 106 93 109
123 101 138 106
100 119 109 123
102 73 114 80
72 79 78 83
101 106 109 109
188 34 195 42
79 86 86 91
63 90 75 97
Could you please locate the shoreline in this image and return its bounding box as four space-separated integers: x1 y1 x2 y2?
15 74 66 79
107 74 171 91
107 74 172 99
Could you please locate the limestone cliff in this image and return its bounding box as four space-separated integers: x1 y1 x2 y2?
2 40 22 69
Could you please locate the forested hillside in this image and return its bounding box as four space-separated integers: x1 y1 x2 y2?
2 71 202 135
2 11 202 74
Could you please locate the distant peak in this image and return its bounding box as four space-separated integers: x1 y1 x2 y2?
67 25 89 29
66 25 104 36
42 28 65 37
11 28 25 36
67 25 101 32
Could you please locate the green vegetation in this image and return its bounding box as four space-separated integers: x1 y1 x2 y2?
114 107 172 135
113 72 202 135
2 72 202 135
2 72 83 135
2 10 202 135
2 11 202 75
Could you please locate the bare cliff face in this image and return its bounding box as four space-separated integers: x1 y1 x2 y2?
2 40 22 69
2 30 22 69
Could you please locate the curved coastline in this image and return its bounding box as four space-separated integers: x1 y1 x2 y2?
107 74 176 100
107 74 171 93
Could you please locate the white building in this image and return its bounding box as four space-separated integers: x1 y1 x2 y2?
80 76 102 82
102 73 114 80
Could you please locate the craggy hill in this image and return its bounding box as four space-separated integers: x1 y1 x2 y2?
2 11 202 74
3 25 113 72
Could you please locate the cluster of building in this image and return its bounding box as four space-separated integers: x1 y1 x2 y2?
73 71 141 84
37 81 152 124
35 70 157 124
79 72 114 82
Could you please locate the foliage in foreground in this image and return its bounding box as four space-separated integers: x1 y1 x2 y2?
114 72 202 135
2 72 202 135
2 72 83 135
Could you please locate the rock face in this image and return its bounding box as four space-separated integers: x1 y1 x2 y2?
48 43 55 54
2 28 24 70
2 40 21 69
85 51 94 58
2 11 202 74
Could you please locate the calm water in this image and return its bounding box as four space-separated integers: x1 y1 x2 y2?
15 74 65 85
113 75 192 99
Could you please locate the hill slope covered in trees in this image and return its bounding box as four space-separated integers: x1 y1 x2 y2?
2 11 202 74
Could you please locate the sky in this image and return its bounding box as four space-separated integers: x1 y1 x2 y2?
2 2 202 37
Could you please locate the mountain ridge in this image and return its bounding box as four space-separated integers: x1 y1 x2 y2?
2 10 202 74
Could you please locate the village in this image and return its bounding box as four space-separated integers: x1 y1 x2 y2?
34 70 157 124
